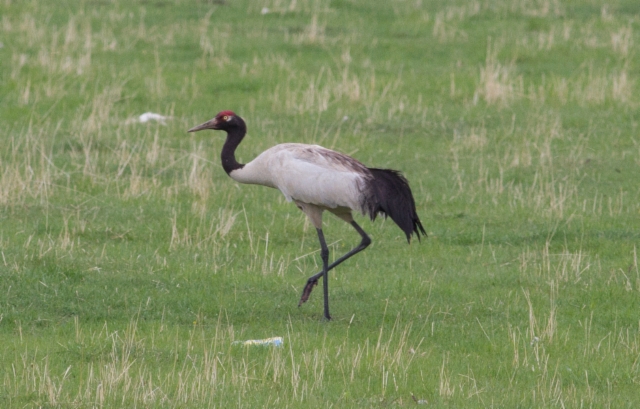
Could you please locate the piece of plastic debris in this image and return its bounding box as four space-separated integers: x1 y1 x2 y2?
411 394 428 404
124 112 171 126
234 337 283 347
138 112 170 125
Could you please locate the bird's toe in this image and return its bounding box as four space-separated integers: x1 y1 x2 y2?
298 279 318 306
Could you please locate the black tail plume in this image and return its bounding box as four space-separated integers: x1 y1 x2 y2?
364 168 426 242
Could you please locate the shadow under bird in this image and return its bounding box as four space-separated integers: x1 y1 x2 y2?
188 111 426 320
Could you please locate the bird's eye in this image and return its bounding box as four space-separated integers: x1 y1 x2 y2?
223 115 230 121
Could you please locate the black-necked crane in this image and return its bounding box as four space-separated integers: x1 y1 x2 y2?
188 111 425 320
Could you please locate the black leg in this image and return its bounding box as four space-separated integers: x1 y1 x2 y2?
299 221 371 310
315 228 331 320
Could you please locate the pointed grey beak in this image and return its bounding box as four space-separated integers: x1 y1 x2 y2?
187 118 218 133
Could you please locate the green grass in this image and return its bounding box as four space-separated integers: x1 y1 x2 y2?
1 0 640 407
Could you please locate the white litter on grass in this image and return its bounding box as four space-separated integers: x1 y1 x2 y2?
261 7 269 14
138 112 170 124
125 112 171 125
411 394 428 404
233 337 283 347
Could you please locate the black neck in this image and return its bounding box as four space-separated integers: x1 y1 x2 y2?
220 122 246 174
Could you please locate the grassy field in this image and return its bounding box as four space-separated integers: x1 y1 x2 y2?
1 0 640 407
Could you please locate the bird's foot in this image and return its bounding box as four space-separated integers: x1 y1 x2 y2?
298 278 318 306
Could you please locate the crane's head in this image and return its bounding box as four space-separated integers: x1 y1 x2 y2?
187 110 242 133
